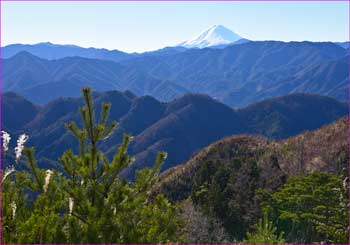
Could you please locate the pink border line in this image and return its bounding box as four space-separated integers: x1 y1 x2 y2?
0 0 349 244
1 0 3 243
0 0 349 2
348 0 350 244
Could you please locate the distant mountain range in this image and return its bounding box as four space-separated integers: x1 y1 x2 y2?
2 42 191 62
4 25 347 56
3 91 347 178
2 42 131 61
3 40 348 107
2 25 244 61
118 41 348 107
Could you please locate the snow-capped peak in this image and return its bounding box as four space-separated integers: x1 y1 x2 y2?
179 25 242 48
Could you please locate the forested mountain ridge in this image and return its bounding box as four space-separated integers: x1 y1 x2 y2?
3 91 347 177
154 117 348 243
3 86 348 244
157 116 348 200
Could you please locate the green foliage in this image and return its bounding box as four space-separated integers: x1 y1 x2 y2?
2 87 181 243
189 140 287 241
264 172 348 243
191 155 266 240
244 212 285 244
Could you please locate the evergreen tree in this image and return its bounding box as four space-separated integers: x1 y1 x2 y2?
244 212 285 244
2 87 181 243
264 172 348 243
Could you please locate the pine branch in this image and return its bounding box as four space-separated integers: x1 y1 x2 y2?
23 147 43 191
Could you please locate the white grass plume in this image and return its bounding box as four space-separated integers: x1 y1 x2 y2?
2 131 11 153
2 165 15 183
43 169 53 193
15 134 28 163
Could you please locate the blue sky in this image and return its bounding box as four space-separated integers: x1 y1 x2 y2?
2 1 348 52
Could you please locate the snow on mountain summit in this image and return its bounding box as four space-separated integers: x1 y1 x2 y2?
179 25 242 48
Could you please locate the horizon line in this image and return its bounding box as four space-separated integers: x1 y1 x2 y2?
2 39 349 54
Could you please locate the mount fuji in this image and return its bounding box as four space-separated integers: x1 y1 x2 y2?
179 25 244 48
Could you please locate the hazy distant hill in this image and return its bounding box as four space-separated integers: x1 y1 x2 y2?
119 41 347 107
2 42 134 61
3 51 188 104
2 42 188 62
3 41 347 107
3 91 347 177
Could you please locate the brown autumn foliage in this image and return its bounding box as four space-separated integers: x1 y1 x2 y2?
152 116 348 241
155 116 348 200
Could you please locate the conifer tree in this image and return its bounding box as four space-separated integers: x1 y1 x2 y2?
244 212 285 244
2 87 181 244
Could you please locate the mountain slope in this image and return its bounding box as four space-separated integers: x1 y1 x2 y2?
3 92 40 132
3 91 347 177
3 52 188 104
154 116 348 240
249 55 349 103
239 93 348 139
120 41 347 107
126 94 243 174
3 41 347 107
156 116 348 202
159 114 348 187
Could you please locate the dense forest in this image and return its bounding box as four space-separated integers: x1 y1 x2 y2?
2 88 349 244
